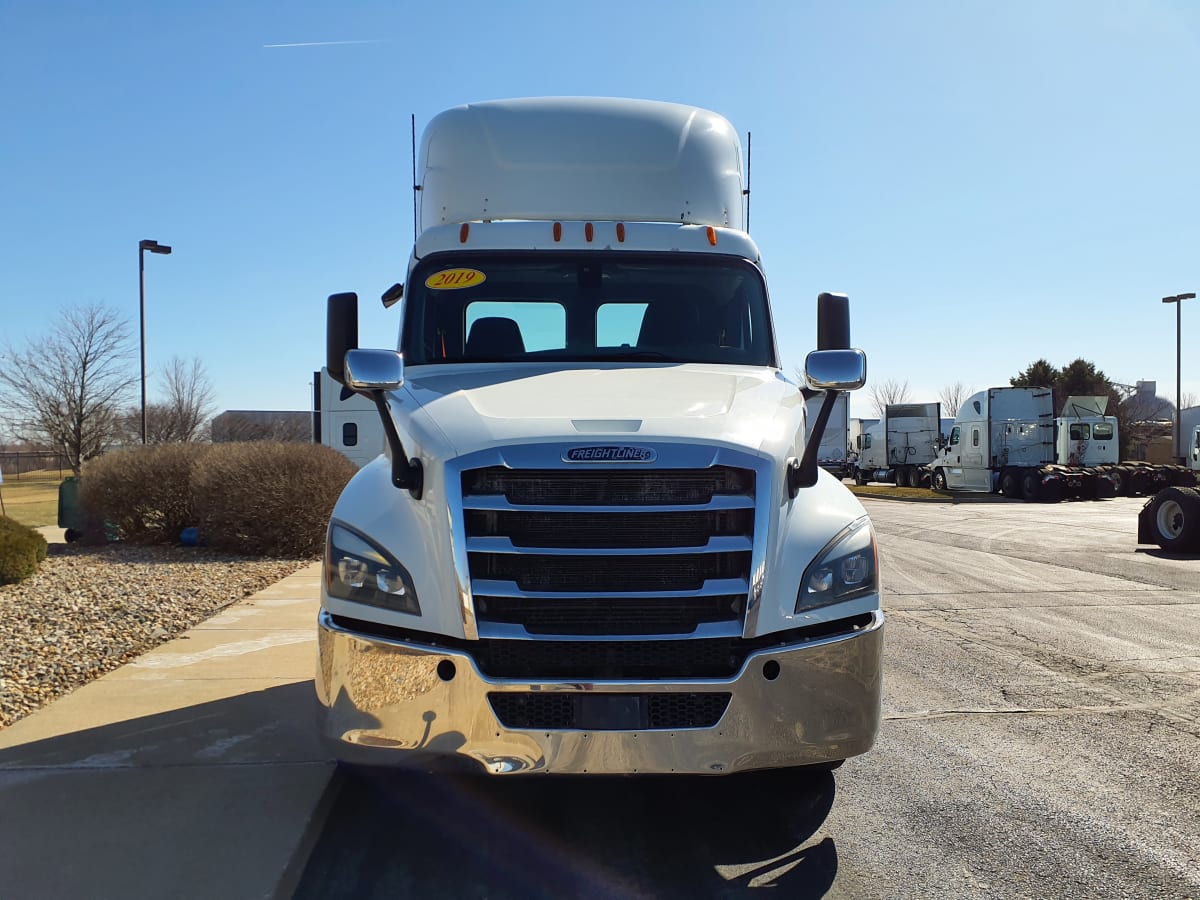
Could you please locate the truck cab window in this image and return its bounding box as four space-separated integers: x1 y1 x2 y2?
403 254 775 367
1092 423 1113 440
949 426 960 446
1069 423 1090 440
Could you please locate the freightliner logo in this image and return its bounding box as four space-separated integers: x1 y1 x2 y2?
563 446 657 463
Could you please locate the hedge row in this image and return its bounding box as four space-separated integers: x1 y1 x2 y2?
0 516 49 585
79 442 357 557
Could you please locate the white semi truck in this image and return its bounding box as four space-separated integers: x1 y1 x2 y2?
852 402 942 488
927 386 1097 500
316 97 882 776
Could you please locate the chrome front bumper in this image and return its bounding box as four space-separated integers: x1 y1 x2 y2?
315 609 884 775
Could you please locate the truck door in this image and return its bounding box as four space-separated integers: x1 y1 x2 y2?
944 426 967 489
942 423 988 489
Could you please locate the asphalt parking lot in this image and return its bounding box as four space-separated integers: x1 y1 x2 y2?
295 495 1200 899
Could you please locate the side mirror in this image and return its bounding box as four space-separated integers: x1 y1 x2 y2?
326 292 359 385
804 349 867 392
345 349 404 392
816 292 850 350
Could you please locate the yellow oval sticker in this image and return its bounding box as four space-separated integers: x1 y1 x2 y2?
425 268 486 290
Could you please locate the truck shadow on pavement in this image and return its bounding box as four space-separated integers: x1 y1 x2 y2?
294 765 839 899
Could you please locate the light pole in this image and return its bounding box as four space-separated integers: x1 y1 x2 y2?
139 239 172 444
1162 292 1195 462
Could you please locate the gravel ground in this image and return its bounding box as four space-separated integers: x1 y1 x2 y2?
0 542 312 728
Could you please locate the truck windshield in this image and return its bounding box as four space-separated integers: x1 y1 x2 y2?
401 252 776 367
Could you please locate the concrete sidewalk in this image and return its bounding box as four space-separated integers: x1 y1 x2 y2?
0 560 334 899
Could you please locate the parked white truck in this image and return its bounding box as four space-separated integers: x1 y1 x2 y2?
1137 405 1200 550
316 97 882 776
852 402 941 487
928 386 1095 500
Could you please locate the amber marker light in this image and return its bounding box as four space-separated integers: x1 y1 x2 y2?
706 226 718 246
585 222 594 242
553 222 562 242
616 223 625 243
459 224 470 243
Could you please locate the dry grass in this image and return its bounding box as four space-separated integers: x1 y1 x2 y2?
0 470 64 528
847 484 950 502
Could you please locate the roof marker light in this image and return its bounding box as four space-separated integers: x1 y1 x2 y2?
706 226 718 246
616 223 625 243
459 224 470 243
585 222 594 242
553 222 562 242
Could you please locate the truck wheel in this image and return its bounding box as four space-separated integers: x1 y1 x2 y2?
854 469 867 486
1000 468 1020 498
1148 487 1200 552
932 469 947 491
1107 467 1126 495
1020 470 1040 501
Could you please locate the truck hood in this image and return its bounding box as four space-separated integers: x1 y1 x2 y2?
401 363 803 459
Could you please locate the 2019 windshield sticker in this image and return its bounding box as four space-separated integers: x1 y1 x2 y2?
425 268 486 290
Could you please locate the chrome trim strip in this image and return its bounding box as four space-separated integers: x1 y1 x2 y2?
468 577 749 599
474 619 745 642
464 536 753 556
461 496 756 513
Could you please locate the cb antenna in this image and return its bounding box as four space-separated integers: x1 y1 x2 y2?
743 131 751 233
412 113 419 243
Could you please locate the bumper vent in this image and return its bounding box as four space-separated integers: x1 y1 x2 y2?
476 595 742 635
488 692 732 731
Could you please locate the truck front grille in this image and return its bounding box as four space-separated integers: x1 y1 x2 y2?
462 467 752 506
461 465 756 637
487 692 732 731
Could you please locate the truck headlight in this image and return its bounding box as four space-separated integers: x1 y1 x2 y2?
796 516 877 612
326 523 420 615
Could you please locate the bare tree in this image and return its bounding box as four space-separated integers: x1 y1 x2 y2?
211 411 312 443
868 378 910 418
1119 390 1175 460
938 381 972 417
1183 391 1198 411
155 356 215 442
0 304 135 475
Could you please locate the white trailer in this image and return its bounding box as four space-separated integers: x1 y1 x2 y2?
313 367 385 467
805 392 850 479
316 97 881 776
852 402 941 487
1182 406 1200 472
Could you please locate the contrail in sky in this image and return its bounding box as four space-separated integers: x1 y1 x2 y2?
263 39 385 48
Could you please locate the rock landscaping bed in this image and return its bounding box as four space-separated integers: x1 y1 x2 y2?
0 542 311 727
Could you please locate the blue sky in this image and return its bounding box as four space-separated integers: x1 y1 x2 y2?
2 1 1198 421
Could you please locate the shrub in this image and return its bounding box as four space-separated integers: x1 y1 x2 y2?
192 442 356 557
0 516 49 585
80 444 212 543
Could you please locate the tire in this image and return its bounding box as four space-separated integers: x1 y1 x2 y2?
1020 470 1040 502
1000 468 1021 498
1107 467 1126 495
932 469 948 491
898 467 912 488
1147 487 1200 552
854 469 867 486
